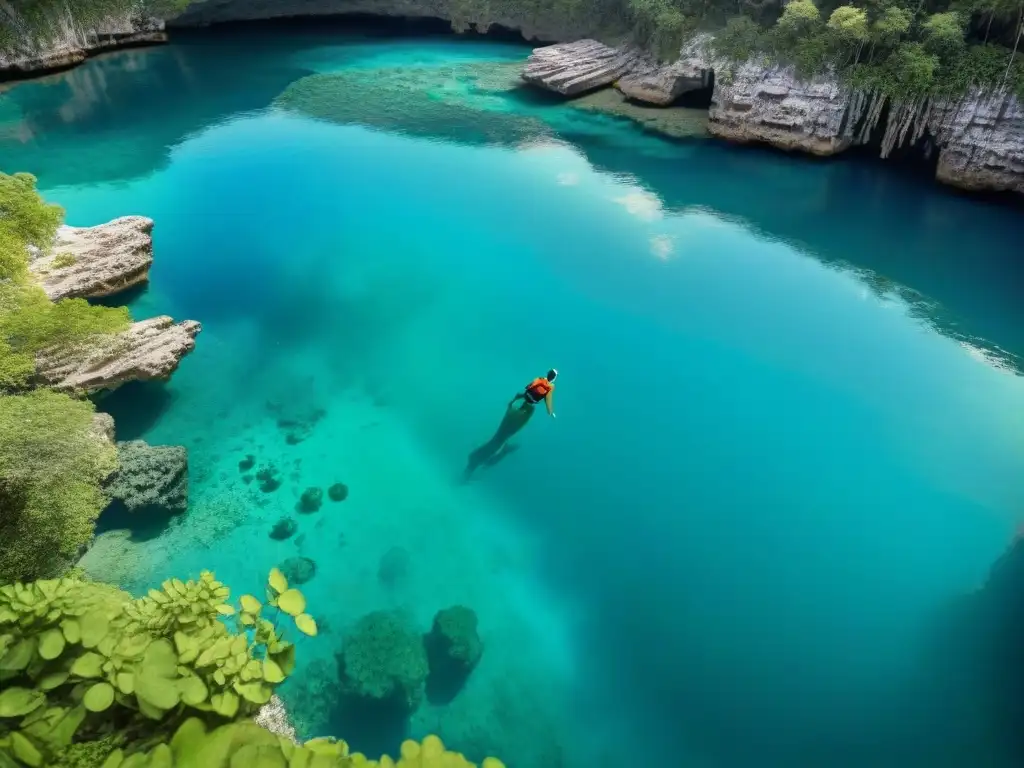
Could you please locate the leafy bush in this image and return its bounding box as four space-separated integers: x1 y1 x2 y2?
0 569 316 766
0 391 118 584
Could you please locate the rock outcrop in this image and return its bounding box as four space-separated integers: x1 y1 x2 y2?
105 440 189 517
35 316 201 394
522 39 643 96
423 605 483 704
615 35 714 106
0 15 166 79
932 90 1024 195
30 216 154 301
707 60 853 156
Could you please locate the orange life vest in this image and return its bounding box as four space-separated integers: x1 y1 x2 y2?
524 377 553 403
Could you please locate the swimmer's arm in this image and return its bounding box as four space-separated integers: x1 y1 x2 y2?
545 389 555 418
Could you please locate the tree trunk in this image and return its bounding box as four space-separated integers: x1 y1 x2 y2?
1000 8 1022 89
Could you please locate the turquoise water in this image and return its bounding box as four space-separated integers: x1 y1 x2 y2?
3 19 1024 767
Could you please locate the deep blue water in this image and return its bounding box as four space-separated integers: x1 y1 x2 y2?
3 19 1024 768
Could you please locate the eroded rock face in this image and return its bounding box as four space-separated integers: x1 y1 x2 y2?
105 440 189 517
933 91 1024 195
708 61 853 156
616 36 713 106
522 39 643 96
0 16 166 79
31 216 154 301
35 316 201 394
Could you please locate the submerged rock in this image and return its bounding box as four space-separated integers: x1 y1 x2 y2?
280 556 316 586
257 466 282 493
328 482 349 502
35 316 201 394
298 487 323 513
254 695 298 744
424 605 482 705
337 610 429 714
104 440 188 517
269 517 298 540
30 216 154 301
522 39 643 96
239 454 256 472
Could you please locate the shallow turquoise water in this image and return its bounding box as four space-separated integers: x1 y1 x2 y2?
3 19 1024 767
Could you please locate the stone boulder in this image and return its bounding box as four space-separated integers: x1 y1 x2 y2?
35 316 201 394
423 605 483 704
31 216 154 301
616 36 713 106
932 90 1024 195
337 610 429 714
522 40 643 97
105 440 188 517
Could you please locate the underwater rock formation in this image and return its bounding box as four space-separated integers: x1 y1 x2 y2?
280 556 316 585
269 516 298 540
0 14 166 79
239 454 256 472
257 465 282 492
255 695 298 744
337 610 429 714
328 482 349 502
522 39 642 96
423 605 483 704
35 316 201 394
29 216 154 301
298 487 323 513
104 440 188 517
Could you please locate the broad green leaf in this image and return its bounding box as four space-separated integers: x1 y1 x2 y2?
262 659 285 684
116 672 135 695
234 681 272 705
100 749 125 768
80 611 109 649
179 675 209 706
59 619 80 644
211 691 239 718
148 589 170 604
83 682 115 712
216 604 236 616
295 614 317 637
0 687 45 717
38 629 65 661
271 643 296 676
149 744 173 768
43 704 87 748
0 638 36 672
268 568 288 594
70 652 104 678
38 669 70 690
277 590 305 617
10 732 42 767
240 595 262 614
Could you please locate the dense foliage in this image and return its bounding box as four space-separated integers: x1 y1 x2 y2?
631 0 1024 97
0 172 129 583
0 569 317 766
0 570 504 767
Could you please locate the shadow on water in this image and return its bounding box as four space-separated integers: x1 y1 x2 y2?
95 381 176 441
94 499 177 542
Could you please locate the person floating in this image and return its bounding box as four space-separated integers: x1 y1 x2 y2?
510 368 558 418
462 368 559 481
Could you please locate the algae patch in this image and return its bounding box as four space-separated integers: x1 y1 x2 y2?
569 88 709 139
274 62 551 148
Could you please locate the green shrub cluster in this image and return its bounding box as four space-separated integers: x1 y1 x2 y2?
0 569 317 767
0 172 130 584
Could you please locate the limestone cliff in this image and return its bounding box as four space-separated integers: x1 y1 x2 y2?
0 13 166 78
30 216 155 301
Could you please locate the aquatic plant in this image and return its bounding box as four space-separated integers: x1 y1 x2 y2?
0 569 315 766
337 611 429 714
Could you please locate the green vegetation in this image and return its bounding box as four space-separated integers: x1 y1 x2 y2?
630 0 1024 98
0 570 318 766
0 172 130 584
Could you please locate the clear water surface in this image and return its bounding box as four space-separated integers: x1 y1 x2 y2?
2 19 1024 768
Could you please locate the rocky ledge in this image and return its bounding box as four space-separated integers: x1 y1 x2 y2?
0 16 166 80
521 38 1024 195
30 216 154 301
522 39 643 96
36 316 201 394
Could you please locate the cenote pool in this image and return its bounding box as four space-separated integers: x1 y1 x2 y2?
3 18 1024 768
